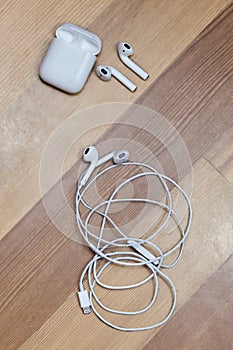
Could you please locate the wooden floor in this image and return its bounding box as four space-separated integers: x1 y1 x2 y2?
0 1 233 349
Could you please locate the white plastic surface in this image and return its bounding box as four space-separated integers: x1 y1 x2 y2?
56 23 101 55
39 24 101 93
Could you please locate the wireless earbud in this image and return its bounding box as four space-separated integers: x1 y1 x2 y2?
80 146 129 186
118 42 149 80
95 65 137 92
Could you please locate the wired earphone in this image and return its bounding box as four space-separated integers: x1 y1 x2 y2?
76 146 192 331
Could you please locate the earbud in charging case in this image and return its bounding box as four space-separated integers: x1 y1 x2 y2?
39 24 102 93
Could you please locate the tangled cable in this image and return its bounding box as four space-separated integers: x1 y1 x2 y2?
76 146 192 331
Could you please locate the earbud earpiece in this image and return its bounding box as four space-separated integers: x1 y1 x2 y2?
80 146 129 187
83 146 98 163
113 150 129 164
95 65 137 92
118 42 149 80
81 146 99 186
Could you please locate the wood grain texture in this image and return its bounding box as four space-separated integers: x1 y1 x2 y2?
0 0 231 238
144 255 233 350
0 0 113 108
204 126 233 184
137 4 233 165
17 158 233 350
0 1 233 350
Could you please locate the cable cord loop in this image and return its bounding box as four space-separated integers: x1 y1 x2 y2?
76 157 192 331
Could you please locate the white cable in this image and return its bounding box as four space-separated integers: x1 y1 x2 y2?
76 159 192 331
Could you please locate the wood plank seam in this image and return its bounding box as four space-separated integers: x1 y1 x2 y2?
202 155 233 186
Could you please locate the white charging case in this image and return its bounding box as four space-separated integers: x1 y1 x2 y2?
39 24 102 93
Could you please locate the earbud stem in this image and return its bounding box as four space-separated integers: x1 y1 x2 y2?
81 163 96 186
121 57 149 80
96 152 115 167
110 67 137 92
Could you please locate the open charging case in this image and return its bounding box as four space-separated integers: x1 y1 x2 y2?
39 24 102 93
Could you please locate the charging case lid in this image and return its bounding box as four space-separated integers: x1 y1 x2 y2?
56 23 102 55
